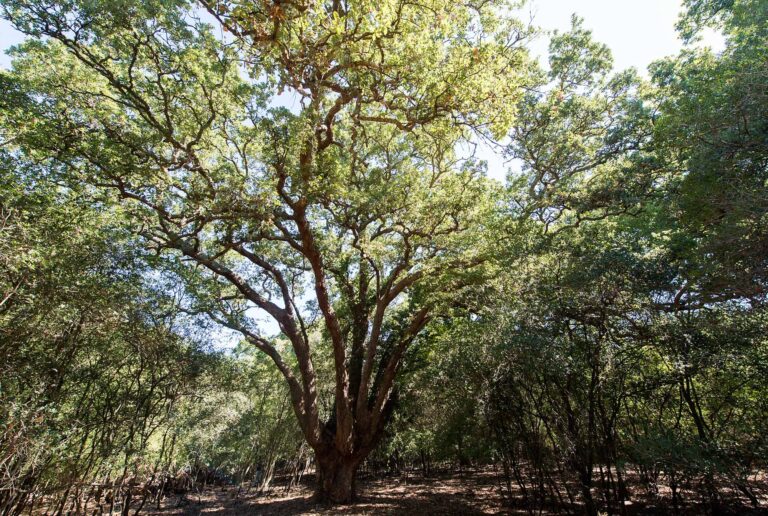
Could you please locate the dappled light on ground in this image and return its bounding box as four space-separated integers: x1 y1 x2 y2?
149 471 514 515
143 470 768 515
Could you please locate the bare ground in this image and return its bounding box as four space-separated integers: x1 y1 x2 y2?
144 469 768 516
146 471 505 515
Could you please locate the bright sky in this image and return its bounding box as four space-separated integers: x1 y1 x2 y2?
523 0 723 72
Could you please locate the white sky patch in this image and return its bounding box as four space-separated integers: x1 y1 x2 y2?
522 0 724 74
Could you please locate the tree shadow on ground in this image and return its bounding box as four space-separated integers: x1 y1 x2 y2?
146 470 768 515
149 471 508 515
244 490 489 515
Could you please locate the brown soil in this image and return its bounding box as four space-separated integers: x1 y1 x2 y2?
143 469 768 516
146 470 514 515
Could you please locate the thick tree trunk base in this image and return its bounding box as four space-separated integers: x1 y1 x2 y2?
314 454 360 504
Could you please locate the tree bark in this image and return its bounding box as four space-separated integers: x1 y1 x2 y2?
314 451 362 504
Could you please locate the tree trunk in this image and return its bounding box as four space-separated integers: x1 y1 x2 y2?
580 469 597 516
314 452 361 504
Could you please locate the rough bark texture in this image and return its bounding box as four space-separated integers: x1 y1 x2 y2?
314 451 361 504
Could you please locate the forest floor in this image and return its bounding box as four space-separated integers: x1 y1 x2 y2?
147 469 512 515
144 469 768 516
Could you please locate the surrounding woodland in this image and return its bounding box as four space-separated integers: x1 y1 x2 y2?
0 0 766 513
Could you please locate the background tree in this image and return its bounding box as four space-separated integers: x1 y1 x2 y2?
365 10 768 513
0 138 220 514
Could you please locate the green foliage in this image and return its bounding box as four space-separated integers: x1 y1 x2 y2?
0 0 766 512
507 16 654 231
649 10 768 304
361 8 768 512
0 151 216 509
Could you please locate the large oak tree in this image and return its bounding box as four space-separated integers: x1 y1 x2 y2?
1 0 531 501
